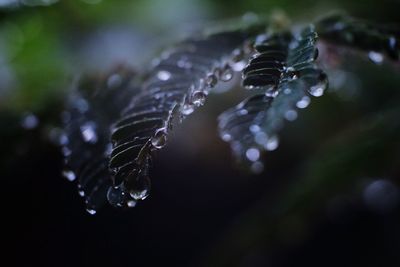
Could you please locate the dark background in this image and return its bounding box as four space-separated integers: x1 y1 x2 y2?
1 0 400 266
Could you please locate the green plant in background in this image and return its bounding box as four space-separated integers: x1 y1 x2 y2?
59 13 399 214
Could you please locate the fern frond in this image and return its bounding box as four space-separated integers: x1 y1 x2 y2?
62 66 138 213
218 26 327 170
106 27 263 208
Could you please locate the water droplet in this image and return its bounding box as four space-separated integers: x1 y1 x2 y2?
86 209 96 215
368 51 384 64
309 77 328 97
107 185 127 207
220 64 233 82
127 200 137 207
296 96 311 109
177 58 192 69
78 190 85 197
246 147 260 162
181 103 194 115
107 74 122 88
62 170 76 181
230 48 246 71
265 88 278 98
264 135 279 151
156 70 171 81
205 73 218 88
250 161 264 174
284 110 298 121
129 174 151 200
151 128 167 149
80 122 98 143
221 133 232 142
192 91 207 107
249 124 261 133
74 98 89 113
283 88 292 95
21 113 39 129
237 109 248 116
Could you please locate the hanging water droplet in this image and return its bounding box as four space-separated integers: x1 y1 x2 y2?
283 88 292 95
220 64 233 82
368 51 384 64
80 122 98 143
237 109 248 116
62 170 76 181
309 75 328 97
74 98 89 113
58 133 69 145
246 147 260 162
249 124 261 133
205 73 218 88
107 185 127 207
127 200 137 207
21 113 39 129
265 87 278 98
86 209 96 215
250 161 264 174
151 128 167 149
156 70 171 81
230 48 246 71
107 74 122 88
78 190 85 197
264 135 279 151
296 96 311 109
284 110 298 121
221 133 232 142
177 58 192 69
192 91 207 107
181 103 194 115
129 174 151 200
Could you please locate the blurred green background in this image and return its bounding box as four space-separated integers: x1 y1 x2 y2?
2 1 400 267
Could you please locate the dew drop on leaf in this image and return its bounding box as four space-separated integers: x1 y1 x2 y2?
308 77 328 97
368 51 384 64
246 147 260 162
205 73 218 88
80 122 98 143
296 96 311 109
220 64 233 82
192 90 207 107
265 135 279 151
129 174 151 201
284 109 298 121
62 169 76 182
86 209 97 215
21 113 39 129
107 74 122 89
127 200 137 207
221 133 232 142
181 103 195 115
151 128 167 149
156 70 171 81
107 185 127 207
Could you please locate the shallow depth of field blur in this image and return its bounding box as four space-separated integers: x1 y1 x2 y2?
2 0 400 266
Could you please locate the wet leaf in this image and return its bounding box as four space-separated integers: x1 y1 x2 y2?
218 26 327 167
